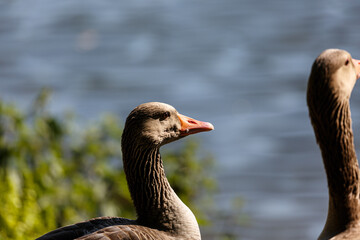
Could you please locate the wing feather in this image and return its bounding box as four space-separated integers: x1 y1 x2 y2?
36 217 136 240
77 225 173 240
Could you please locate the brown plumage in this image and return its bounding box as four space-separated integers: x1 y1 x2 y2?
36 102 214 240
307 49 360 240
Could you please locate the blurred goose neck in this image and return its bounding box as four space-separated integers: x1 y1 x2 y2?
308 95 360 238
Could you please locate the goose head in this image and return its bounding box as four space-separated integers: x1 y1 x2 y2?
308 49 360 101
123 102 214 147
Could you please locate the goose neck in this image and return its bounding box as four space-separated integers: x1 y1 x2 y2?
121 142 201 239
309 97 360 233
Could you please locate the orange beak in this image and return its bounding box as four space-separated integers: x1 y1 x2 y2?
352 58 360 79
177 113 214 137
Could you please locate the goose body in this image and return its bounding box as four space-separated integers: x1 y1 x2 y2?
36 102 214 240
307 49 360 239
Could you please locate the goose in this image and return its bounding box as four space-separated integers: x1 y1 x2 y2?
307 49 360 239
36 102 214 240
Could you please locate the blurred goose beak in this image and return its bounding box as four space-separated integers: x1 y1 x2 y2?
352 58 360 79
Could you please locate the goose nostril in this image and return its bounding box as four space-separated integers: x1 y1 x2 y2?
188 120 197 124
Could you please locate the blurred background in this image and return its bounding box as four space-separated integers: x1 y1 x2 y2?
2 0 360 239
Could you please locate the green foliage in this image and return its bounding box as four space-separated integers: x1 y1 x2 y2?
0 89 216 240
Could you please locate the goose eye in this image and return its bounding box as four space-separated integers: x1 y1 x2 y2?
345 59 349 66
159 111 170 121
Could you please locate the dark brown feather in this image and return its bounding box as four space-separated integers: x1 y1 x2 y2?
36 217 136 240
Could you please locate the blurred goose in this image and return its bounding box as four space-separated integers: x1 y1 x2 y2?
37 102 214 240
307 49 360 239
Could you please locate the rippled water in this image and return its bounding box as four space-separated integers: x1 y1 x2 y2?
2 1 360 239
